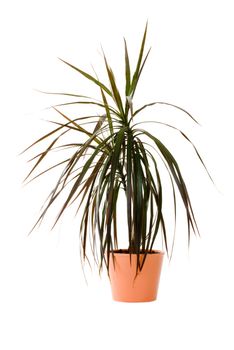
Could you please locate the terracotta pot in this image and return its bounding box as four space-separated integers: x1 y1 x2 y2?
108 250 164 302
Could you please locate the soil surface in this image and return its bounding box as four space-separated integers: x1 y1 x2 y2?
112 249 160 254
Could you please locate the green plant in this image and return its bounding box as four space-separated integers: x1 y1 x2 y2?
24 23 211 274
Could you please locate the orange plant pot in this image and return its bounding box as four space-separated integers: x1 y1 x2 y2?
108 250 164 302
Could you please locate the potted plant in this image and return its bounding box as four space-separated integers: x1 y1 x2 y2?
23 23 211 302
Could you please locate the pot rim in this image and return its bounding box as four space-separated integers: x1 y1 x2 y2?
109 249 165 256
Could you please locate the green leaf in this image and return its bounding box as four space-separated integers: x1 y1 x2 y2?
24 129 69 181
133 101 200 124
105 127 126 270
102 52 125 118
58 58 113 96
53 133 116 227
124 38 131 96
100 88 114 135
35 89 93 99
135 138 167 262
131 47 151 100
96 155 113 271
76 152 107 210
51 100 120 116
135 128 199 243
133 120 213 183
129 22 148 96
52 107 103 145
25 159 70 184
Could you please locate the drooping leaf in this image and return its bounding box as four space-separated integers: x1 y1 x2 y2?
135 128 199 244
133 101 200 124
133 120 213 182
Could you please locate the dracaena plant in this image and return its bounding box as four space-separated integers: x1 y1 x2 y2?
24 23 211 274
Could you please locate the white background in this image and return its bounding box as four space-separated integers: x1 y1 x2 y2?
0 0 234 349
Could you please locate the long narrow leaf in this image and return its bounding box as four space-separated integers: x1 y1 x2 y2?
102 52 125 117
133 101 199 124
124 38 131 96
130 22 148 96
58 58 113 96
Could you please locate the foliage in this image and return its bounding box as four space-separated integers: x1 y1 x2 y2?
24 23 211 274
